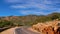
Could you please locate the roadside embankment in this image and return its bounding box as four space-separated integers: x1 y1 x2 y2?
0 27 18 34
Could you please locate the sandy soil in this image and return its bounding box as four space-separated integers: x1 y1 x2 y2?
0 27 18 34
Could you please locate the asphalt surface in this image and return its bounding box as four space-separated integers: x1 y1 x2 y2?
15 27 40 34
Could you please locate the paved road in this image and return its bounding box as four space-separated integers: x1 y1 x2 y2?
15 27 40 34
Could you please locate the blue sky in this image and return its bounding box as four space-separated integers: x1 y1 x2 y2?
0 0 60 16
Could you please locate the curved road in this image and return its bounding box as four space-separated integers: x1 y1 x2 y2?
15 27 40 34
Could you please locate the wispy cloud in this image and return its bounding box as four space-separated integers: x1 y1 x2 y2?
19 10 45 15
10 5 26 9
4 0 60 15
9 0 60 10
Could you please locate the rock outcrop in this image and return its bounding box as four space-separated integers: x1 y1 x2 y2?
32 20 60 34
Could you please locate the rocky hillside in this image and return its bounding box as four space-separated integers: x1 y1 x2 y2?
32 20 60 34
0 12 60 28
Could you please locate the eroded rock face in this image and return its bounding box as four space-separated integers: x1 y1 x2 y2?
32 20 60 34
55 27 60 34
42 26 54 34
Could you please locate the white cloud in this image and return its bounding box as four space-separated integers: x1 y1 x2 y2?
20 11 31 15
43 0 52 4
4 0 60 15
19 10 46 15
7 0 60 11
32 11 45 15
10 3 58 10
10 5 26 8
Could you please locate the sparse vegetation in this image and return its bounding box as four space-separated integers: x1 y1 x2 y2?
0 12 60 28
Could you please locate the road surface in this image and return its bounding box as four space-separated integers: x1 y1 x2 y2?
15 27 40 34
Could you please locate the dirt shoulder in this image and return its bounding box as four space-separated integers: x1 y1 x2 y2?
0 27 18 34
